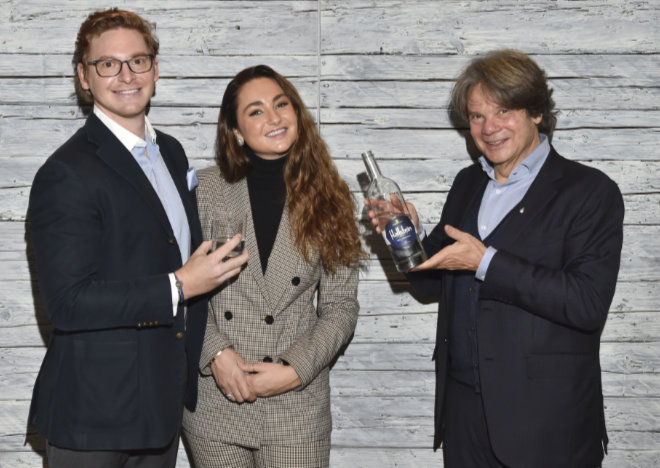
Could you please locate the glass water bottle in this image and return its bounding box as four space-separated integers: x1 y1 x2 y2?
362 150 427 272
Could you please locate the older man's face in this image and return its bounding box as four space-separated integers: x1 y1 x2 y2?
467 83 542 183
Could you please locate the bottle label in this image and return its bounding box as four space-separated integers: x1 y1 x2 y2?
385 216 417 248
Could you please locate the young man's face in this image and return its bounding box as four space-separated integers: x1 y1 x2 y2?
77 27 158 134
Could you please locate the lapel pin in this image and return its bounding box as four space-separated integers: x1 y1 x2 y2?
519 207 525 214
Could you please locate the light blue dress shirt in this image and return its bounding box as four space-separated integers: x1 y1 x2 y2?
475 134 550 280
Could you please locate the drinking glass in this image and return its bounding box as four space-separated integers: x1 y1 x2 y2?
210 216 245 259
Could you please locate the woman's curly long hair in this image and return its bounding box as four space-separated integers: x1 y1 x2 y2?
215 65 364 272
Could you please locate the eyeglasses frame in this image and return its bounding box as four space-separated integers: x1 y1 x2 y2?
86 54 155 78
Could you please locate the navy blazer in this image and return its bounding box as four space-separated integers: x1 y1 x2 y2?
27 114 206 451
410 148 624 467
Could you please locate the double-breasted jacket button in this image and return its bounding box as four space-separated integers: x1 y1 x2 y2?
291 276 300 286
176 332 184 339
263 356 273 363
224 311 233 320
264 315 274 325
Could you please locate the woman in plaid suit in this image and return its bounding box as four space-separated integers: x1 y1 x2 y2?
182 65 364 467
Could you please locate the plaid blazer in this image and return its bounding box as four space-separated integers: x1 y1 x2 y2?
183 166 359 448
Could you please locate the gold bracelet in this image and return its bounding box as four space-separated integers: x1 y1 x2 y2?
208 346 231 367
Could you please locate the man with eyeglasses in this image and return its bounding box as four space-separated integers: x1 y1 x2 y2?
26 8 248 468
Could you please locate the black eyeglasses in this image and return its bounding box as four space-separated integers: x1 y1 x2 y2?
86 54 154 77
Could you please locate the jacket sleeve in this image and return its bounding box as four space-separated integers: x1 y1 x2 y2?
404 222 448 299
197 300 234 375
194 167 235 373
404 167 476 299
28 158 174 332
480 173 624 332
279 263 359 388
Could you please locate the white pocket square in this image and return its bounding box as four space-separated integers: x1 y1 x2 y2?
186 168 199 190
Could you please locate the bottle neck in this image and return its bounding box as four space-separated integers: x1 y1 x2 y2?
362 150 383 181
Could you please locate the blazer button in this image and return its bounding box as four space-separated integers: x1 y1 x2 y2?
176 332 184 339
168 238 176 245
291 277 300 286
263 356 273 363
224 311 233 320
264 315 274 325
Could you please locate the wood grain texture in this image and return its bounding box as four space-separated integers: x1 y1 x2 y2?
1 0 658 466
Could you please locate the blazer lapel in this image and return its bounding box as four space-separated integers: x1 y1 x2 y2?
85 114 174 240
454 167 490 232
158 136 202 247
263 206 303 314
223 179 278 309
488 149 563 251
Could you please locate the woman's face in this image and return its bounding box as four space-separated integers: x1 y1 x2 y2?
233 77 298 160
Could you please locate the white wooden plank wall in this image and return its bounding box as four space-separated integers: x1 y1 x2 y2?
1 1 658 466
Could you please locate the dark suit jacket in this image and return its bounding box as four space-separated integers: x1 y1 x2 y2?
27 113 206 451
410 148 624 467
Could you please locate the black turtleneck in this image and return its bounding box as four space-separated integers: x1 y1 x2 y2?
245 148 287 274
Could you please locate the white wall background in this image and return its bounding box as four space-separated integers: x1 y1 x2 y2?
1 1 658 466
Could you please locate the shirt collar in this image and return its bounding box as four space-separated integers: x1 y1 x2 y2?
479 133 550 183
93 106 157 152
